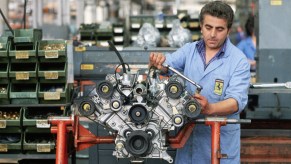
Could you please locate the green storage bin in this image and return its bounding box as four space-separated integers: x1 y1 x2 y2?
9 42 37 63
79 23 98 41
0 83 9 104
13 29 42 44
38 40 67 62
0 62 9 84
22 106 64 127
130 16 155 29
164 15 178 28
0 107 22 127
95 29 113 47
113 23 124 34
130 31 139 43
130 16 142 29
141 16 155 25
0 132 22 153
155 19 165 29
0 37 9 59
10 83 38 104
23 131 55 153
191 31 201 41
9 63 38 83
38 62 67 83
38 83 71 104
188 18 200 30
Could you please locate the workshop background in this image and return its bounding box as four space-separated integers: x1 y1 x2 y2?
1 0 291 163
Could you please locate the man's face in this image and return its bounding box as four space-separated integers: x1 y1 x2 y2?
200 14 230 50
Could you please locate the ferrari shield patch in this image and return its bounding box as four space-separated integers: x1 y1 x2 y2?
214 79 224 95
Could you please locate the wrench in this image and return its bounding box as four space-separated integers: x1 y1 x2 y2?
163 64 203 93
250 82 291 89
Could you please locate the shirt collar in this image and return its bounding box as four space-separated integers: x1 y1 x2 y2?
196 38 228 58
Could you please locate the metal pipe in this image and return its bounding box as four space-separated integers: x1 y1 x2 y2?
195 117 251 124
250 82 291 89
56 121 68 164
168 123 195 148
163 64 203 93
49 116 73 164
51 126 73 133
205 121 225 164
49 116 73 123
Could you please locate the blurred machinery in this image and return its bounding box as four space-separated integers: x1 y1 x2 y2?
246 0 291 119
241 0 291 163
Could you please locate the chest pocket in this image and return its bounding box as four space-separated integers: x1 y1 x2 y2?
203 70 230 103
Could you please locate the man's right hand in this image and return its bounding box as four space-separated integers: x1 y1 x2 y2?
149 52 167 71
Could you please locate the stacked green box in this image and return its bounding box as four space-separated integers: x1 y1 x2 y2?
95 28 113 47
79 23 98 41
0 107 23 153
9 83 38 104
188 18 201 41
23 128 55 153
164 15 178 29
21 107 64 154
0 37 9 62
22 107 55 153
113 23 125 49
8 29 42 105
13 29 42 44
130 16 142 29
38 62 67 83
22 107 63 127
37 40 71 104
9 29 42 63
9 62 38 83
38 40 67 62
0 83 10 104
0 36 10 104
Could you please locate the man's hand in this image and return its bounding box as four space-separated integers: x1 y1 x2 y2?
149 52 166 70
194 93 211 115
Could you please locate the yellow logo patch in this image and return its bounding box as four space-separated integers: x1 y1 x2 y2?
214 79 224 95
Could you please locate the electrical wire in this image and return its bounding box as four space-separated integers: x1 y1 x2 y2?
0 9 14 35
23 0 27 29
108 41 127 74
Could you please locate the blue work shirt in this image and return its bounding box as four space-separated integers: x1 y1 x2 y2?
164 38 250 164
237 36 256 60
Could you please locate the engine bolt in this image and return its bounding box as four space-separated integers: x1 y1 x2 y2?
135 111 141 117
188 104 197 112
101 85 109 93
170 86 178 93
82 103 91 111
174 117 182 124
116 142 124 150
112 101 120 109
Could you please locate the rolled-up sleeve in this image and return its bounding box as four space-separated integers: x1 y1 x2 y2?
224 58 250 114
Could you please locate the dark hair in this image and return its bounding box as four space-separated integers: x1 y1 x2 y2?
199 1 234 29
245 15 255 36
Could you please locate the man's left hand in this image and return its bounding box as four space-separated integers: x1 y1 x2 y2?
194 93 211 115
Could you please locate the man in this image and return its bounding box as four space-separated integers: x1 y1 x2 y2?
237 15 256 71
149 1 250 164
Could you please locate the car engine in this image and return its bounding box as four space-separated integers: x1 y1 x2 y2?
74 41 201 163
74 67 201 163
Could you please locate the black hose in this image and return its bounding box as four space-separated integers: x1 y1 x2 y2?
0 9 14 35
107 40 127 73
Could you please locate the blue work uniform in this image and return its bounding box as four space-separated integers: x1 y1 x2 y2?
237 36 256 60
164 38 250 164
